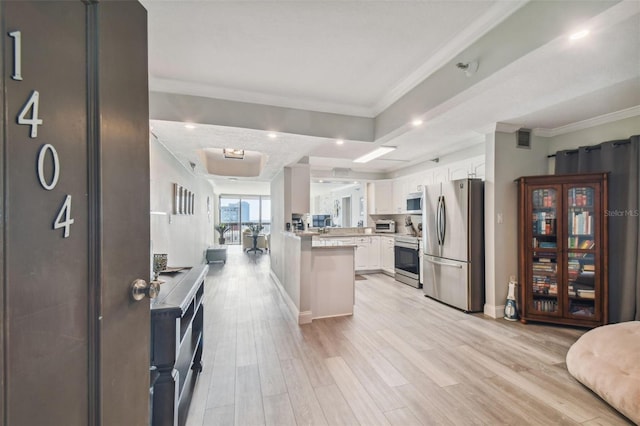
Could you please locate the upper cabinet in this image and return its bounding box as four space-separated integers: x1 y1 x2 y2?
367 180 394 214
365 155 485 217
392 178 407 214
287 165 310 214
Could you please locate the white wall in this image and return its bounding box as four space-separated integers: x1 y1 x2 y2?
212 180 271 196
270 170 286 284
484 130 548 318
150 139 215 267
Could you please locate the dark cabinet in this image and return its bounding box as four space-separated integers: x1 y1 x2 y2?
517 173 608 327
150 265 208 426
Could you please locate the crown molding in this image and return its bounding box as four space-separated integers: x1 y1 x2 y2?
533 105 640 138
149 77 375 118
494 122 524 134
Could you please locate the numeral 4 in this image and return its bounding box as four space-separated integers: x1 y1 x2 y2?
53 195 74 238
17 90 43 138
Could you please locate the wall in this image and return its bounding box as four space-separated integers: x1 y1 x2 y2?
212 180 271 196
150 138 215 267
484 130 548 318
270 170 286 284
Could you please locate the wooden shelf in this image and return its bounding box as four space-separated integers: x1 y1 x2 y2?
517 173 608 328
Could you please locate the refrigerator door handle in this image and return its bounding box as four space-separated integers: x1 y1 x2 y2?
425 256 463 269
439 196 446 245
435 196 442 245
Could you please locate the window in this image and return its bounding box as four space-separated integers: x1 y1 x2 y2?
219 195 271 244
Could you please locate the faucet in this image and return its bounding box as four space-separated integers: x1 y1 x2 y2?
324 217 332 228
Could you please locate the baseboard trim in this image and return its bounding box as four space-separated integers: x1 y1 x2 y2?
298 311 313 325
484 303 505 319
311 312 353 321
269 270 313 325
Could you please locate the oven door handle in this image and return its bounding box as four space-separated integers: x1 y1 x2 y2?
395 241 419 250
424 256 462 269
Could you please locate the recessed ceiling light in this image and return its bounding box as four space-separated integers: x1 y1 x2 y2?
336 139 344 145
569 29 589 40
184 123 196 129
411 119 423 127
319 180 324 183
353 147 396 163
267 132 277 139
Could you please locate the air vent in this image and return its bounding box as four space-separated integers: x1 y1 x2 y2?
332 168 352 177
517 128 531 149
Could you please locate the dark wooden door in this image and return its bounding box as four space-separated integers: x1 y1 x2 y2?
1 1 150 425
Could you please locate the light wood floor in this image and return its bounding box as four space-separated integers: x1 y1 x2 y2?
186 246 632 426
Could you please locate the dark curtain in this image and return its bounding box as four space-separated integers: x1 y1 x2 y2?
555 136 639 322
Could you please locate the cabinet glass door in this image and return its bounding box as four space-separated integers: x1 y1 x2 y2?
566 186 598 319
530 187 559 315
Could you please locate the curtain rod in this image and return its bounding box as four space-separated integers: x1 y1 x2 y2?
547 139 632 158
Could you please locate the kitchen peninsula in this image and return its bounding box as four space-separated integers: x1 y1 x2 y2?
273 231 356 324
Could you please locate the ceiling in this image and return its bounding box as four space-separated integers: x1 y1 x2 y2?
143 0 640 186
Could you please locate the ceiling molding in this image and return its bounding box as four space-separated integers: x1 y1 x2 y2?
149 77 375 118
371 0 528 116
533 105 640 138
494 122 524 134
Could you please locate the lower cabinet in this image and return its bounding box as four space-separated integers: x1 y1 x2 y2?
355 236 381 272
380 236 395 276
150 265 208 426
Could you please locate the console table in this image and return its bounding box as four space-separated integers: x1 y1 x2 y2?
150 265 208 426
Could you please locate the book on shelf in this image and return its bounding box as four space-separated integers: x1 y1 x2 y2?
538 241 557 249
577 289 595 299
570 211 593 235
578 239 595 249
568 187 594 207
533 189 556 208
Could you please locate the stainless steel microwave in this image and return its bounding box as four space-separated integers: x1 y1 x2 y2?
405 192 423 214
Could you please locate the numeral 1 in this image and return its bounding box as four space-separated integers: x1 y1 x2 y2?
17 90 43 138
53 195 74 238
8 31 23 81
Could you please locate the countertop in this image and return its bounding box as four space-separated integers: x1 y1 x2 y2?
315 232 404 238
312 240 356 249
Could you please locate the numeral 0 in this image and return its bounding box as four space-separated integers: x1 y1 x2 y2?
37 144 60 190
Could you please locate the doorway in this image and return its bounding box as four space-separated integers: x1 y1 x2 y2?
342 196 352 227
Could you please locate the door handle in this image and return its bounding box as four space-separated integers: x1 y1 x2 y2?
130 278 160 301
439 196 446 245
425 257 463 269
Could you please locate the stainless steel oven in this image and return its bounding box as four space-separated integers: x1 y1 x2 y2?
394 235 421 288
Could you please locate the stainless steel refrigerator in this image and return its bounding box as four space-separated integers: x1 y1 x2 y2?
422 178 485 312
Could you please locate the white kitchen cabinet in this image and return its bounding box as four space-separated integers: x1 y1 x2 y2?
368 236 380 269
449 163 470 180
354 236 381 272
367 181 393 214
392 178 408 214
354 237 369 270
288 165 310 214
380 236 395 276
